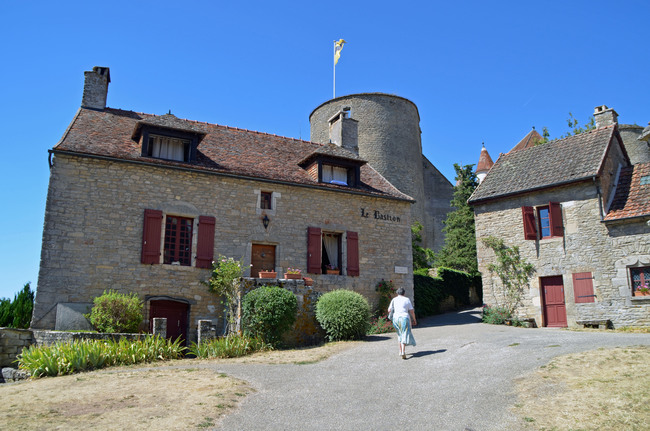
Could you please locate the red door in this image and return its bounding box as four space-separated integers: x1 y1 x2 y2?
150 300 189 344
541 276 567 327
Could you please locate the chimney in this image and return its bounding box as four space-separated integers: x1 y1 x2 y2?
81 66 111 110
593 105 618 128
328 107 359 154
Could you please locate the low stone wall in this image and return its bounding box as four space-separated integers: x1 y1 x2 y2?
31 330 148 347
0 328 34 367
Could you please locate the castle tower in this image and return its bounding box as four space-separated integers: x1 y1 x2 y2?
310 93 452 250
476 143 494 184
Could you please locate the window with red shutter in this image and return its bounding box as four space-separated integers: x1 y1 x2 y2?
522 206 537 240
346 231 359 276
307 227 322 274
572 272 595 303
549 202 564 237
164 215 193 266
142 209 163 264
196 216 215 269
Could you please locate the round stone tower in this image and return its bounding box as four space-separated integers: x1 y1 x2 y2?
309 93 428 243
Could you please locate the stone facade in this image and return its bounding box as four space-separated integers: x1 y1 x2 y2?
33 153 412 342
309 93 453 251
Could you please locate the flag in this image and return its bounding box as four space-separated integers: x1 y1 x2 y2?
334 39 346 65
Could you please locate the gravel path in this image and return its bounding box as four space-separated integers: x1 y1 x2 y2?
213 308 650 430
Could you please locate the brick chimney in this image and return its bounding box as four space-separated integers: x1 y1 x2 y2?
328 108 359 154
81 66 111 110
593 105 618 128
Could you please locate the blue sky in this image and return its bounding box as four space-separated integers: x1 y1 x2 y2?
1 1 648 300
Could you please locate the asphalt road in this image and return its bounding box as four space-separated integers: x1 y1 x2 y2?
213 308 650 430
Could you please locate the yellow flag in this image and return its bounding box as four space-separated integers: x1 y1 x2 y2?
334 39 346 65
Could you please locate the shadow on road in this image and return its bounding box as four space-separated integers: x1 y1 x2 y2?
364 335 392 342
409 349 446 358
417 307 483 328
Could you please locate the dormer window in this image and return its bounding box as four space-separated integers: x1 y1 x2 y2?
322 164 349 185
148 135 190 162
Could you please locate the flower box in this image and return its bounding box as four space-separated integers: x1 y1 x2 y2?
635 291 650 297
326 269 340 275
259 271 277 279
283 273 302 280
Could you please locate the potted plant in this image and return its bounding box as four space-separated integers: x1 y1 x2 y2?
325 264 340 275
259 269 277 279
635 283 650 297
283 267 302 280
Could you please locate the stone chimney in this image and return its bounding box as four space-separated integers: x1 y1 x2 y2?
593 105 618 128
81 66 111 110
328 108 359 154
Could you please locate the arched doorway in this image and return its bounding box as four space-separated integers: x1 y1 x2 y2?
149 299 189 344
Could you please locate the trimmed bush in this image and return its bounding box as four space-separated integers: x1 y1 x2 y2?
87 290 143 333
241 285 297 346
315 290 370 341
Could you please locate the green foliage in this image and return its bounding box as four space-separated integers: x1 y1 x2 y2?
205 256 245 334
482 236 535 315
536 113 596 145
17 335 185 378
434 164 479 275
0 283 35 329
241 285 297 347
367 316 395 335
411 222 435 270
87 290 143 333
187 334 271 358
413 268 430 277
414 268 481 317
315 290 370 341
481 305 511 325
375 279 396 317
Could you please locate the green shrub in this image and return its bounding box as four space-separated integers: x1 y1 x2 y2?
374 279 396 317
241 285 297 346
187 334 271 358
413 268 430 277
17 335 185 378
481 305 511 325
0 283 35 329
87 290 143 333
315 290 370 341
367 316 395 335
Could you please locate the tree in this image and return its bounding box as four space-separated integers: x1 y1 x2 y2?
481 236 535 315
411 222 435 270
205 256 246 334
434 164 479 275
0 283 35 329
536 113 596 145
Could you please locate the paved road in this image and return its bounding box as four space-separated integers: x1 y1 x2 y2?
213 309 650 430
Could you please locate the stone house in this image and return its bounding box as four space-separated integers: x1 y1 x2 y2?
31 67 417 342
469 107 650 328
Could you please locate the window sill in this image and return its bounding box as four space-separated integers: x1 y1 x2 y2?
631 295 650 300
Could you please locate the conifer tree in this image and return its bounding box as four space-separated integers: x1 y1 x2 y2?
434 164 479 275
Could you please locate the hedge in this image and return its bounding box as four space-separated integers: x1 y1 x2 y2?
414 267 482 317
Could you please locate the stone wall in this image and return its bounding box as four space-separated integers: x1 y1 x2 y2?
474 181 650 327
0 328 34 367
33 154 413 343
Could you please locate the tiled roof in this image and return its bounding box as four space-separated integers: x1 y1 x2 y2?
509 129 543 153
604 162 650 221
54 107 412 201
476 145 494 173
469 126 618 204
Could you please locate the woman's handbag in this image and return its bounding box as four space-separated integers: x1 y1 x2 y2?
388 309 394 321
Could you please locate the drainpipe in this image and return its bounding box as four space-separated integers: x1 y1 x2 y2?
593 176 604 221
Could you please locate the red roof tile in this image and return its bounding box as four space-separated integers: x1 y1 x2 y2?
476 145 494 173
509 129 543 153
604 162 650 221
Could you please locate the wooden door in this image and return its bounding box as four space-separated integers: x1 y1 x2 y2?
150 300 189 344
251 244 276 277
541 276 567 327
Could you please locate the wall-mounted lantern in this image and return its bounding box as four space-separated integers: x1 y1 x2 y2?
262 214 270 230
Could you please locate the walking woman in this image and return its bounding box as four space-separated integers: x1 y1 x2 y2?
388 287 417 359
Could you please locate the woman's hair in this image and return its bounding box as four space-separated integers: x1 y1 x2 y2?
396 287 405 296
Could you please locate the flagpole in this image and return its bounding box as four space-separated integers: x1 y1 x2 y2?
333 40 336 99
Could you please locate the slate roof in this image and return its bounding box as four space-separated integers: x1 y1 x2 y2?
604 162 650 221
468 125 620 204
53 107 412 201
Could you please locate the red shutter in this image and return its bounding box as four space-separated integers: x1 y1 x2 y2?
196 216 216 269
572 272 595 303
522 206 537 240
549 202 564 237
307 227 322 274
346 231 360 276
142 209 163 264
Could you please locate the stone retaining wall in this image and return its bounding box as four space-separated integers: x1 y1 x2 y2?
0 328 34 367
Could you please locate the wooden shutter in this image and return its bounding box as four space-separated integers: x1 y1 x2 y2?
142 209 163 264
522 206 537 240
307 227 322 274
346 231 360 276
195 216 216 269
549 202 564 237
572 272 595 303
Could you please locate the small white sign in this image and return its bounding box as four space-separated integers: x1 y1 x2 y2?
394 266 408 274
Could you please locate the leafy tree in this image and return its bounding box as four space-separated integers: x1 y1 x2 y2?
434 164 479 274
481 236 535 315
536 113 596 145
411 222 434 270
0 283 35 329
205 256 246 334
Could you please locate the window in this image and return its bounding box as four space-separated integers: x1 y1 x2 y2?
164 216 193 266
260 192 272 210
522 202 563 240
306 227 359 276
147 135 189 162
630 266 650 296
322 164 348 185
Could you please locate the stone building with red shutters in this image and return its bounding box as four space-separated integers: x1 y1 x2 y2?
31 67 417 342
469 107 650 328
